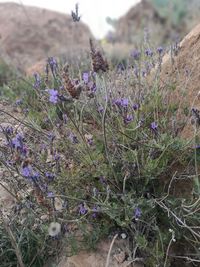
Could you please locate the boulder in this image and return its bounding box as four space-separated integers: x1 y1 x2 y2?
159 23 200 139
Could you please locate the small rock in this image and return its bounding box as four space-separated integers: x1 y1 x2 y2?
0 183 15 210
40 214 49 221
54 197 64 211
121 233 127 239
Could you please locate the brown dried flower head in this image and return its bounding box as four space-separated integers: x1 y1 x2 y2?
62 63 82 99
89 39 109 73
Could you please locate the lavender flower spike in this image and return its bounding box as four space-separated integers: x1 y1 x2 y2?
48 89 58 104
134 207 142 219
83 72 89 83
150 121 158 131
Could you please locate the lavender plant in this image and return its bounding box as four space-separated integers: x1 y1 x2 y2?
0 44 200 267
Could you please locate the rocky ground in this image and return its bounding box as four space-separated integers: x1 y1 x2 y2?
58 239 144 267
159 23 200 139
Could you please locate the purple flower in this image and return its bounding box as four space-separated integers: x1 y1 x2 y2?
131 50 141 60
33 72 41 89
21 166 32 177
121 98 129 108
33 176 40 185
48 57 58 73
132 103 140 111
72 78 80 86
54 154 60 161
11 134 24 150
113 98 128 108
6 160 15 167
88 81 97 93
134 207 142 219
48 132 56 142
69 133 79 144
39 181 48 192
79 203 88 215
150 121 158 131
40 143 47 152
117 63 125 72
92 205 100 218
15 99 23 106
16 133 24 142
157 46 164 55
45 172 55 181
11 137 22 148
142 70 146 77
124 114 134 124
47 191 55 198
99 176 107 185
88 139 93 146
48 89 58 104
97 105 104 113
5 126 13 135
83 72 89 83
21 145 28 156
113 98 122 106
145 48 153 57
21 166 40 182
92 71 97 77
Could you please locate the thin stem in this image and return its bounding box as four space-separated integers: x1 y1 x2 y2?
105 234 118 267
0 209 25 267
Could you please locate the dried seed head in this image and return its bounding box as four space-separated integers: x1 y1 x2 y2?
191 108 200 126
63 63 69 73
48 222 61 237
62 63 82 99
71 3 81 22
89 39 109 73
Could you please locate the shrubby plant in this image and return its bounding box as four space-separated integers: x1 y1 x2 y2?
0 58 16 88
0 40 200 267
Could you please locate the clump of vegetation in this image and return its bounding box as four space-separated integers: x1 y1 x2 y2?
0 58 16 88
0 37 200 267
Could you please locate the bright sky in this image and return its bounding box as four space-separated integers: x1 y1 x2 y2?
0 0 140 38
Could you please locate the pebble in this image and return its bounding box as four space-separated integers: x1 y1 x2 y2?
40 214 49 221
